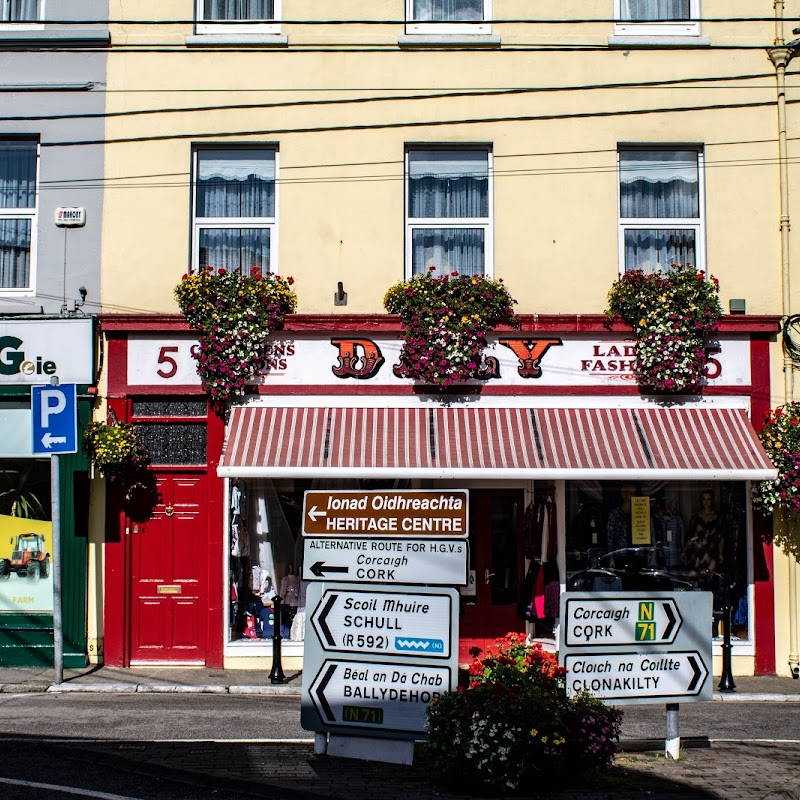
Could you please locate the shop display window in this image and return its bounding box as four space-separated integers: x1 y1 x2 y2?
565 480 750 641
227 478 405 645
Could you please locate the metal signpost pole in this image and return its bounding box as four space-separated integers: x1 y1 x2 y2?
51 453 63 685
665 703 680 760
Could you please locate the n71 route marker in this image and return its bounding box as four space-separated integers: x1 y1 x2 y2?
564 651 709 701
311 586 456 658
302 490 468 537
564 597 682 647
302 536 468 586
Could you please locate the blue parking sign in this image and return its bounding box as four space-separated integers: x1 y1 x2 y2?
32 384 78 455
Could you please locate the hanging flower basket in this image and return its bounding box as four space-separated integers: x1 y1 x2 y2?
605 264 723 394
174 266 297 413
383 269 519 388
84 420 149 486
753 404 800 515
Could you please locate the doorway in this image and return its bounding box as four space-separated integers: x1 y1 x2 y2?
129 473 208 664
458 489 526 663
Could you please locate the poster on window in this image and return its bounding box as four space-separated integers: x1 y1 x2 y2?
0 515 53 613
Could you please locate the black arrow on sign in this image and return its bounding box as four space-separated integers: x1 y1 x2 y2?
687 655 703 692
310 561 349 578
662 602 678 640
316 593 338 648
314 663 337 722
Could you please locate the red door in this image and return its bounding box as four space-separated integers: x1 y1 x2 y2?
129 474 208 664
459 490 526 663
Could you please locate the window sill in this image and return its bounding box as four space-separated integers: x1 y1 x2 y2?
397 34 501 48
185 33 288 47
608 35 710 48
0 28 109 46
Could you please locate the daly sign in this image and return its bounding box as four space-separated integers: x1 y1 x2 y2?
559 591 713 705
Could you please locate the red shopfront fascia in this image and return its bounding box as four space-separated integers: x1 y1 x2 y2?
100 314 779 672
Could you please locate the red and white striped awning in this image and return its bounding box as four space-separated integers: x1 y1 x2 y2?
218 405 776 481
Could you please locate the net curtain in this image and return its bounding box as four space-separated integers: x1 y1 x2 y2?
3 0 39 21
203 0 274 20
412 0 483 21
408 150 488 276
619 0 691 21
195 150 275 273
620 150 699 272
0 142 35 289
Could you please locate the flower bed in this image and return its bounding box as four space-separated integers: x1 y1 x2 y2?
426 634 622 791
174 267 297 413
384 269 518 387
605 264 723 394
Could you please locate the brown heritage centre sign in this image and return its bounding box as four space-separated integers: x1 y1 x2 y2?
302 490 469 536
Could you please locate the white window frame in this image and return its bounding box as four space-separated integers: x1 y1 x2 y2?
191 147 279 275
405 0 491 35
404 146 493 279
613 0 700 37
0 0 44 30
195 0 281 35
617 146 705 275
0 140 39 295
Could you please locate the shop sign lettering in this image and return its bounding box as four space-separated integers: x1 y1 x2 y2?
127 334 743 388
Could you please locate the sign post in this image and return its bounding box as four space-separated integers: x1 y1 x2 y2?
31 383 77 685
560 591 713 759
300 490 468 764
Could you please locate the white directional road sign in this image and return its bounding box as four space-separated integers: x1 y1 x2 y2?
305 659 453 734
311 586 457 659
560 591 713 705
302 536 468 586
31 384 78 455
564 596 682 647
564 651 709 701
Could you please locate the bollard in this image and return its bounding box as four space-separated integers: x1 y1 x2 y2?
269 595 286 685
718 581 736 693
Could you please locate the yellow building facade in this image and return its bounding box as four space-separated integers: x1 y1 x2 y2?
96 2 800 678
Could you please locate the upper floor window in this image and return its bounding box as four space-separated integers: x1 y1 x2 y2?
192 148 277 274
0 141 37 291
618 148 704 274
614 0 700 37
406 0 491 35
0 0 40 23
196 0 281 34
405 148 492 277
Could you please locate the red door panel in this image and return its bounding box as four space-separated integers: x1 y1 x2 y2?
129 474 208 663
459 490 526 663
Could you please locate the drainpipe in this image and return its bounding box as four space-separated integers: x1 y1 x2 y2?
769 0 800 679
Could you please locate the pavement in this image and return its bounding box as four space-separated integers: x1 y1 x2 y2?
2 664 800 699
2 666 800 799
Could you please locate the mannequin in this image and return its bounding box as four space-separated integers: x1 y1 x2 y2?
683 489 723 574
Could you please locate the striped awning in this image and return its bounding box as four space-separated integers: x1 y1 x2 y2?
218 405 776 481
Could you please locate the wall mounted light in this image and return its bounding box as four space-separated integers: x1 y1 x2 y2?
334 281 348 306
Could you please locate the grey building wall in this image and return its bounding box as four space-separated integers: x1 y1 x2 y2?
0 0 108 316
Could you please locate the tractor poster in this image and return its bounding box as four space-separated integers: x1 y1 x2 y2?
0 515 53 613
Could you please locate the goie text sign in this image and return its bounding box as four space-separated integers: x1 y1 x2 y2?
302 490 468 536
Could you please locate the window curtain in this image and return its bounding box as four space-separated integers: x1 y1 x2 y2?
203 0 274 20
412 0 483 21
619 150 699 219
198 228 270 274
0 219 31 288
196 151 275 218
0 142 36 209
3 0 39 21
619 0 691 21
411 228 485 276
408 150 488 218
624 228 696 274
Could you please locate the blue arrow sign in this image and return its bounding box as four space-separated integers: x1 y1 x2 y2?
31 384 78 455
